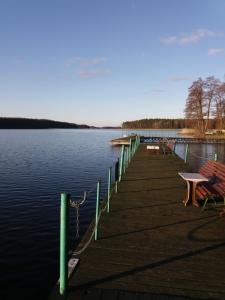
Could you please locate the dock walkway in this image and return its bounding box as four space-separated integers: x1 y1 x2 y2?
50 144 225 300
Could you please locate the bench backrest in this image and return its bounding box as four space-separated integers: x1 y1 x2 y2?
199 160 225 197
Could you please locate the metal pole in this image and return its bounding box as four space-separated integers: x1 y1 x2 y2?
60 193 70 296
115 158 119 182
119 145 125 182
214 153 218 161
134 136 137 153
107 167 112 213
129 139 132 162
184 144 189 163
95 180 101 241
124 147 127 171
131 141 134 157
173 142 176 154
115 181 118 193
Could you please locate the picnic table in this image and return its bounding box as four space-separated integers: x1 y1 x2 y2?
178 172 208 207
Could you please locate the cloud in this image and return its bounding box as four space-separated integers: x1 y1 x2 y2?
160 29 224 46
64 56 81 66
208 48 224 56
169 76 191 81
65 56 106 67
159 36 177 45
79 69 111 78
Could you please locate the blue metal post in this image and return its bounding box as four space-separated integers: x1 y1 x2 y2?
59 193 70 296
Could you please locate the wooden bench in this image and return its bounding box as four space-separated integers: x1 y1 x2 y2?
195 160 225 210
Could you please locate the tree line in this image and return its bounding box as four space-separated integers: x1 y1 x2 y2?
122 118 192 129
0 117 90 129
185 76 225 135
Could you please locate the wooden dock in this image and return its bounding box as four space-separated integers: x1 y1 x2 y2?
49 144 225 300
110 136 225 145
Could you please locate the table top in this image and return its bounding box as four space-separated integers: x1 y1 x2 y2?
178 172 208 182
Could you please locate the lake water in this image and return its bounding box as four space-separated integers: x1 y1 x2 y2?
0 129 224 300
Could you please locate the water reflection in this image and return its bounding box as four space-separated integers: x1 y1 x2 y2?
175 143 225 171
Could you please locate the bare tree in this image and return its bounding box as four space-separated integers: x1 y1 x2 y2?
203 76 220 131
185 78 205 135
185 76 225 135
214 81 225 130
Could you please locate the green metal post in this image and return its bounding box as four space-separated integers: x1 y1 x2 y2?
119 145 125 182
115 181 118 193
124 147 128 171
184 144 189 163
129 139 132 162
60 193 70 296
173 142 176 154
107 167 112 213
214 153 218 161
135 135 138 152
123 148 126 171
131 141 134 157
95 180 101 241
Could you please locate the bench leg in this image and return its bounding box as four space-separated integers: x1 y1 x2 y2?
201 196 217 211
201 197 209 211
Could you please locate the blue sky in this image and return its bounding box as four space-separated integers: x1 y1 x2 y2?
0 0 225 126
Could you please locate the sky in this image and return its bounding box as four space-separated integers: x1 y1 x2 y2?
0 0 225 126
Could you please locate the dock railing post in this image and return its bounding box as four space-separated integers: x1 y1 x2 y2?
173 142 176 154
107 167 112 213
126 146 128 168
214 153 218 161
119 145 125 182
184 144 189 163
129 138 132 163
115 158 119 182
59 192 70 296
95 179 101 241
132 141 135 156
135 135 138 152
123 148 126 172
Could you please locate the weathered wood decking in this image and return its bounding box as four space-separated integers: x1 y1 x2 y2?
50 145 225 300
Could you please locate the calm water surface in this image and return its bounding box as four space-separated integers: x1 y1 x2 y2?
0 129 224 300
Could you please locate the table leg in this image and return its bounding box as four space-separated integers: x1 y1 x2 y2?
192 181 199 207
183 180 190 206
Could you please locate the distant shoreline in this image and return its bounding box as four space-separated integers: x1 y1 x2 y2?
0 117 123 130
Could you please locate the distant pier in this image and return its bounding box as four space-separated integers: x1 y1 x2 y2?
49 143 225 300
111 136 225 145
